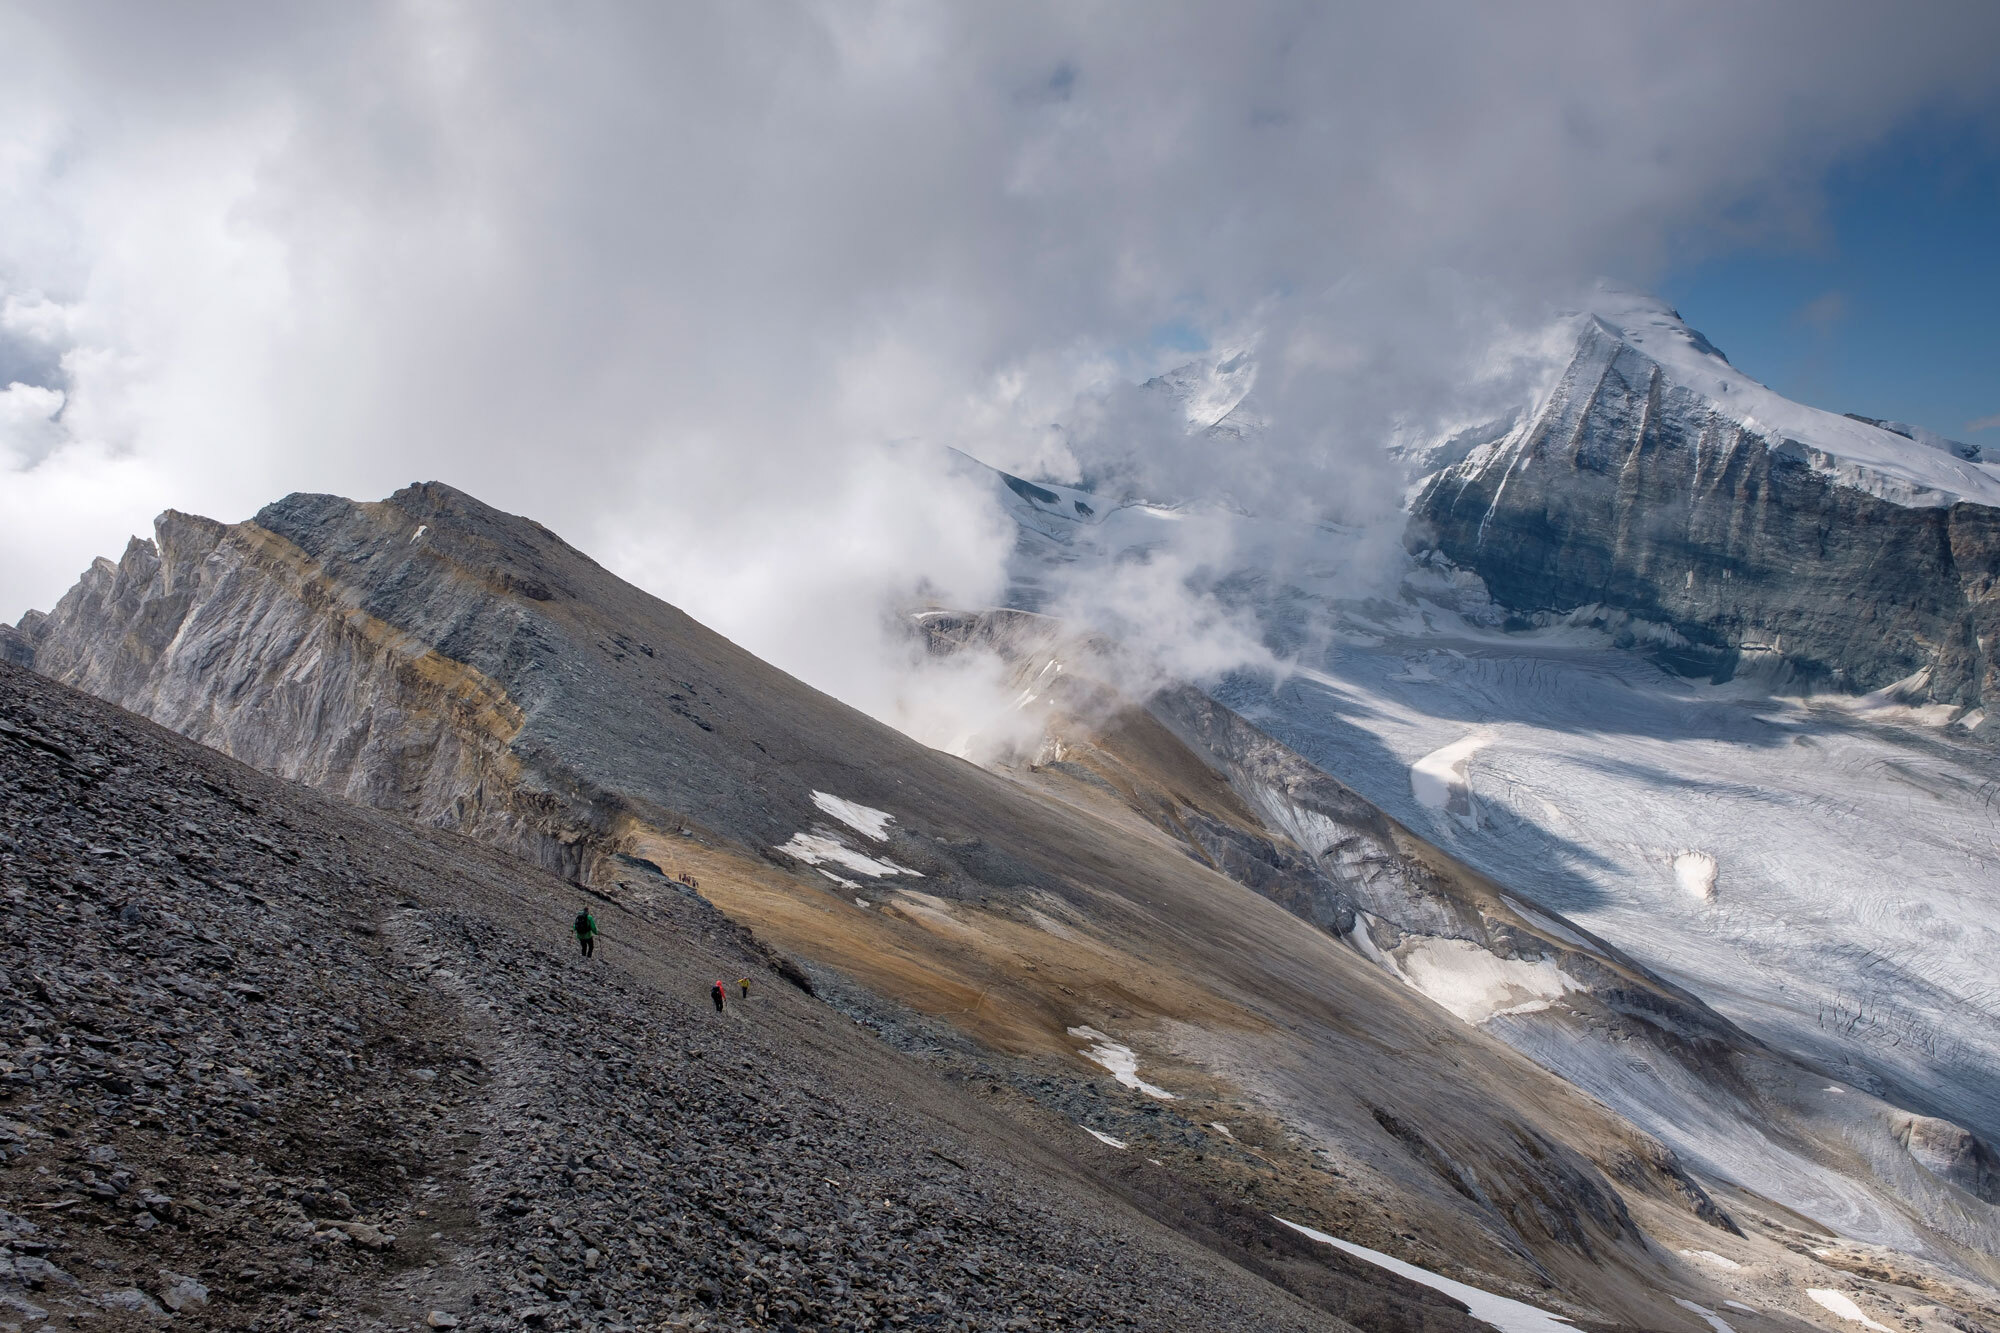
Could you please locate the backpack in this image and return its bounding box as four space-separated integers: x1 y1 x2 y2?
575 911 593 937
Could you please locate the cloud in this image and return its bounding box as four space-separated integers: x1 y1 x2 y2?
1794 290 1850 331
1966 413 2000 433
3 2 1998 731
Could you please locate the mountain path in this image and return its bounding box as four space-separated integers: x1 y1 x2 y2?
1 660 1354 1333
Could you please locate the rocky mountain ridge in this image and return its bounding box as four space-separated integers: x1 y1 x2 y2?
10 483 2000 1331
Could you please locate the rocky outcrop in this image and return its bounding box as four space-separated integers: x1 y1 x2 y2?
8 495 576 870
3 483 1030 891
1411 318 2000 709
1896 1115 2000 1206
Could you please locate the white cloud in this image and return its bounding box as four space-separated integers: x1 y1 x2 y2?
0 382 66 465
1 1 1997 727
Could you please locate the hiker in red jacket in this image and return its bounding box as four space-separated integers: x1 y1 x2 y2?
711 980 726 1013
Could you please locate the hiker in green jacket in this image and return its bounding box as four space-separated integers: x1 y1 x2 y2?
573 909 599 959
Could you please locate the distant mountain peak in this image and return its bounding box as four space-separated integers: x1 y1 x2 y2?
1563 290 2000 510
1143 345 1262 436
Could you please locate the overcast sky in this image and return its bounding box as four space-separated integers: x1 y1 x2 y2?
4 2 1998 715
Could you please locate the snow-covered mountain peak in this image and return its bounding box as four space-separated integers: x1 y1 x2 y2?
1574 287 2000 509
1144 346 1262 436
1583 283 1734 364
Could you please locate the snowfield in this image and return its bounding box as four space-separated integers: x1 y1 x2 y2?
1217 613 2000 1153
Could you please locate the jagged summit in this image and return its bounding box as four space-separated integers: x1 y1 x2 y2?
1116 290 1998 512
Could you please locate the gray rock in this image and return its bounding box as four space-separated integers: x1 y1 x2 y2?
0 1291 49 1321
1412 318 2000 707
1895 1114 2000 1203
6 1254 74 1288
97 1286 166 1315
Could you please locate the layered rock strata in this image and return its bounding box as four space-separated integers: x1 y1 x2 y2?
1411 319 2000 708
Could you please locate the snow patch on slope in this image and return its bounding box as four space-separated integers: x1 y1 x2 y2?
1068 1026 1177 1099
1275 1218 1574 1333
775 831 920 880
1390 937 1582 1023
810 791 895 842
1673 851 1719 901
1674 1297 1737 1333
1806 1290 1892 1332
1411 730 1492 819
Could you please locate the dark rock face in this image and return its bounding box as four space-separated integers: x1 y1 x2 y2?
1411 321 2000 707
